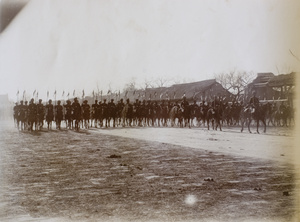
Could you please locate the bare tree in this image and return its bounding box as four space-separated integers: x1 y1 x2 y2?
215 69 255 98
154 77 172 88
141 77 155 90
123 77 138 92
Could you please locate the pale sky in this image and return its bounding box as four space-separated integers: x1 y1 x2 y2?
0 0 299 101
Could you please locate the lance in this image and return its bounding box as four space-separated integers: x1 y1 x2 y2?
67 92 70 100
33 89 36 100
54 90 57 106
46 91 49 104
100 90 102 101
62 91 65 105
107 89 111 100
16 90 19 103
54 90 57 102
54 90 57 123
36 91 39 102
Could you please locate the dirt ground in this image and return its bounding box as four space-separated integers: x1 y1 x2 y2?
0 120 299 222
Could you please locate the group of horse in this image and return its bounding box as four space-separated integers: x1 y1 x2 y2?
13 99 294 133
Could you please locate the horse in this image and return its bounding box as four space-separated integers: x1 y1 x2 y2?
108 102 117 127
27 102 37 131
181 105 191 128
206 105 222 131
121 103 133 127
240 106 252 133
241 103 271 133
169 106 183 127
160 103 169 127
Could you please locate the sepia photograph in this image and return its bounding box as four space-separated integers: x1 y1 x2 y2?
0 0 299 221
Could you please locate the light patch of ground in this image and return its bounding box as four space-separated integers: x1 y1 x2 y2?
95 126 296 163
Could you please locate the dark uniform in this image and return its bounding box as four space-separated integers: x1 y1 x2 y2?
55 100 63 129
91 100 98 127
13 103 19 126
72 98 81 130
190 101 199 117
36 99 45 129
24 101 29 128
27 98 37 131
18 100 26 130
45 100 54 129
249 92 260 118
97 101 103 127
64 100 73 129
116 99 125 126
81 100 90 129
249 94 259 108
181 97 189 109
108 99 116 127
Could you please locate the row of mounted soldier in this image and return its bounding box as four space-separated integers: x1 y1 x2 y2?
13 93 293 133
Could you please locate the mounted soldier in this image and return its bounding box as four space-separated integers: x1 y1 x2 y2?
91 99 98 128
55 100 63 130
116 99 125 126
108 99 116 127
180 96 191 128
64 100 73 129
82 100 90 129
102 99 109 127
13 102 19 128
97 100 103 127
45 99 54 130
24 101 29 130
28 98 37 131
17 100 26 130
72 97 81 131
145 100 153 126
249 91 259 113
133 99 140 126
160 100 169 127
36 99 45 130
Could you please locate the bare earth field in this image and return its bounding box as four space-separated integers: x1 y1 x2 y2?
0 120 299 222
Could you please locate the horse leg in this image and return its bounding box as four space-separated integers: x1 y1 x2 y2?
241 119 244 132
248 119 252 133
262 119 266 133
207 119 210 130
256 120 260 134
